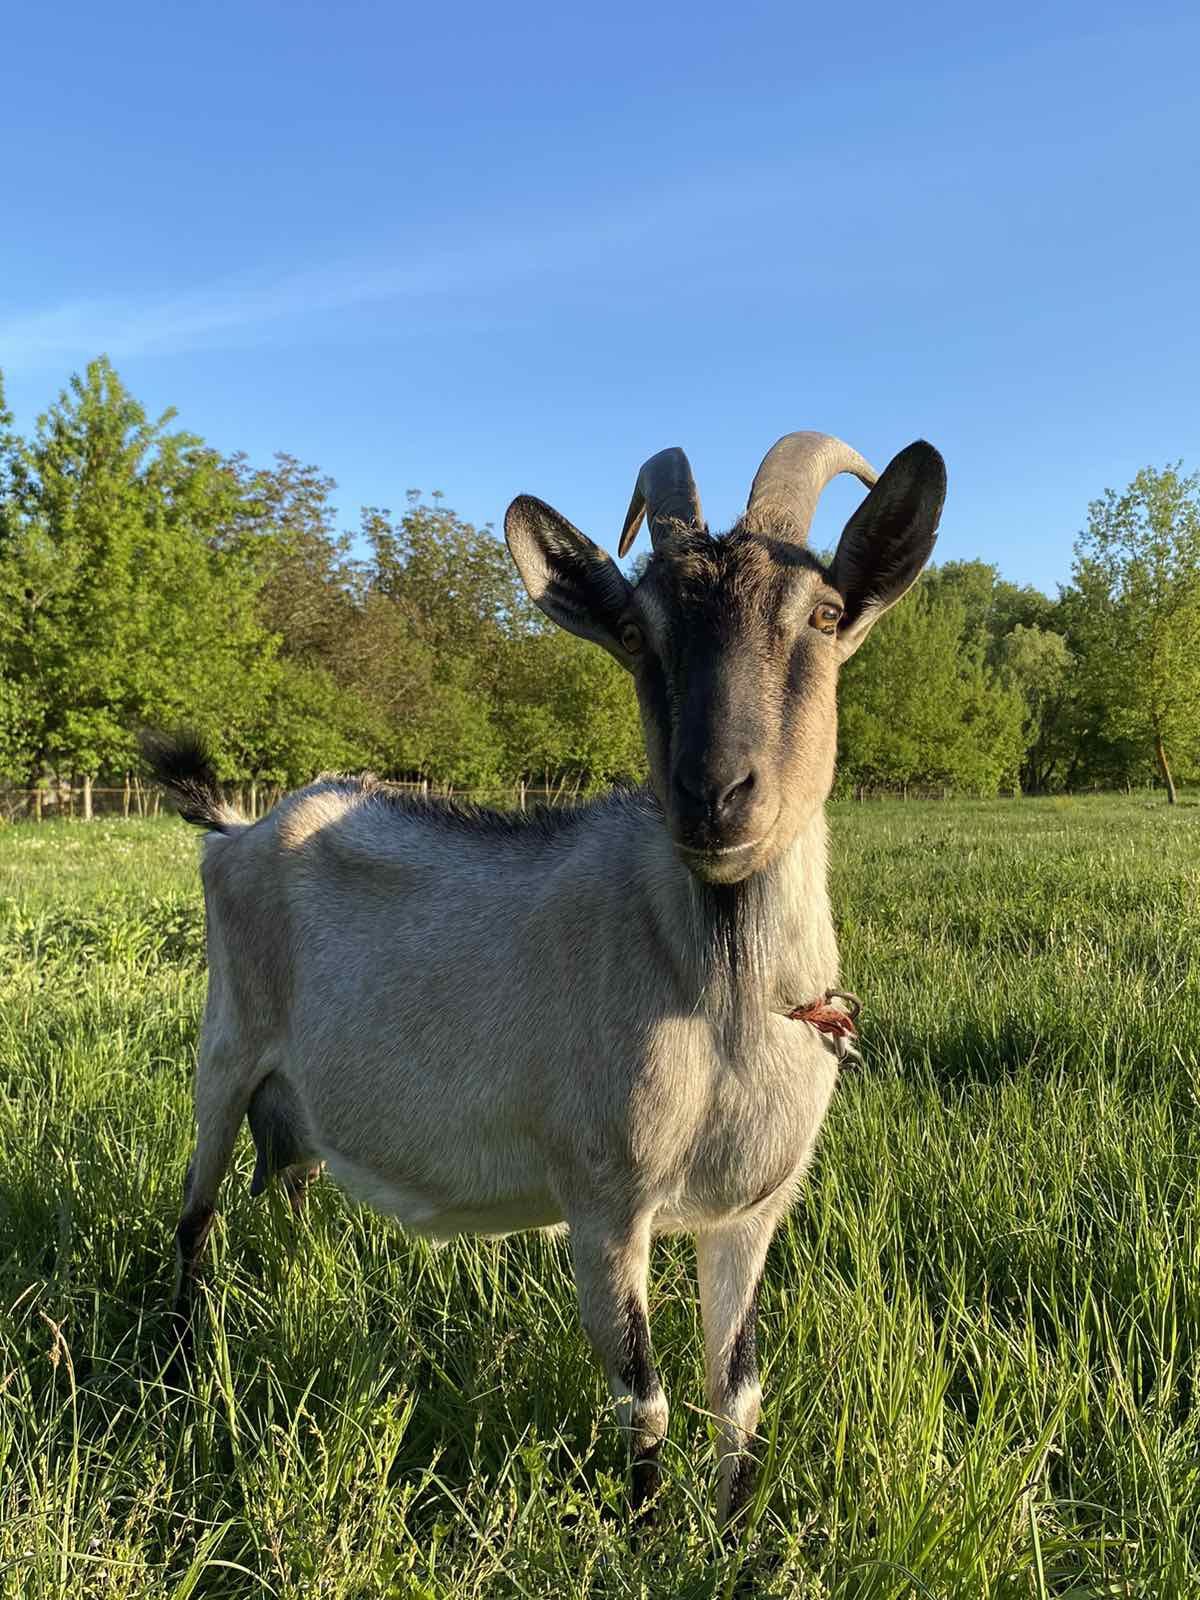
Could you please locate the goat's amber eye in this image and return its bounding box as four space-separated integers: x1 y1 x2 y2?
810 603 842 635
619 622 644 655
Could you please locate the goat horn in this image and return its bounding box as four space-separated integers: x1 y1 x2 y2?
744 432 877 543
618 447 704 558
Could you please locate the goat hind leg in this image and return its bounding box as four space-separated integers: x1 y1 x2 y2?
172 1043 253 1343
247 1072 320 1213
571 1217 668 1521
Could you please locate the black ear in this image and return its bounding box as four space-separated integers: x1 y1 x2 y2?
828 441 946 659
504 496 634 660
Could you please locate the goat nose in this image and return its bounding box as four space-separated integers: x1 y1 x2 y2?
674 766 757 823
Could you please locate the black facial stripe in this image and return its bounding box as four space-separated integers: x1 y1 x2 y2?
645 538 823 767
639 653 673 747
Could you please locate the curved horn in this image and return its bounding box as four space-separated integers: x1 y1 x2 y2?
618 447 704 558
744 431 877 543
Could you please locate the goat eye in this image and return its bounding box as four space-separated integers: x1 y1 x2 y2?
810 603 842 635
619 622 644 655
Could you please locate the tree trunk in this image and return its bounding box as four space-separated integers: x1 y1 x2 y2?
1155 732 1178 805
123 771 131 818
82 773 93 821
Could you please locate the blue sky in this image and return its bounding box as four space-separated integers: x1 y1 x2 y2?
3 0 1197 592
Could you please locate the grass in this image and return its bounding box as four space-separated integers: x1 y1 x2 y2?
1 796 1198 1597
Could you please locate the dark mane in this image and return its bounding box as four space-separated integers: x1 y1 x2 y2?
352 774 661 846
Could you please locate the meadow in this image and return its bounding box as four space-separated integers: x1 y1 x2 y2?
1 797 1198 1598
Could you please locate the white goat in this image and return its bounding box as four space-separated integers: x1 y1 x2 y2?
147 431 945 1525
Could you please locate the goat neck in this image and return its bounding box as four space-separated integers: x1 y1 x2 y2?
637 803 838 1057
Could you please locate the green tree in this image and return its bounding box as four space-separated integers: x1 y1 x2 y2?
988 578 1059 655
355 496 535 786
132 436 277 762
921 560 1002 656
1070 465 1200 803
0 359 276 807
997 624 1076 792
365 494 532 666
0 370 22 547
923 560 1060 667
225 452 361 666
838 582 1025 796
225 662 371 790
206 450 375 787
0 373 39 779
5 357 166 796
495 629 644 788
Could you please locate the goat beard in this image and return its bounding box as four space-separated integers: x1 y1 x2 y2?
690 871 775 1058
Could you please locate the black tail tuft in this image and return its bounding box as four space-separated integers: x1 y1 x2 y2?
140 730 240 832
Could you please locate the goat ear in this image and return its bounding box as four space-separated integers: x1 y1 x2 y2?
828 441 946 660
505 496 634 659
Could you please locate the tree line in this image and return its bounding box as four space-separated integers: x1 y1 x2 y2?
1 358 1198 808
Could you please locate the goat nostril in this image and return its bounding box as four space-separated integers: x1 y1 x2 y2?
716 771 755 815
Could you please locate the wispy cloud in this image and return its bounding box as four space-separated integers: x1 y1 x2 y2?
0 218 647 372
1 153 932 378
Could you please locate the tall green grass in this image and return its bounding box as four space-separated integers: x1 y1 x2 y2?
1 799 1198 1597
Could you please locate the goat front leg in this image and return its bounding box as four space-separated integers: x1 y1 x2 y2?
571 1216 668 1520
696 1213 777 1525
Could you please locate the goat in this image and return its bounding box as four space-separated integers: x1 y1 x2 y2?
146 430 945 1527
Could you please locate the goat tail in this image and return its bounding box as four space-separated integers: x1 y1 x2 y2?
140 730 245 833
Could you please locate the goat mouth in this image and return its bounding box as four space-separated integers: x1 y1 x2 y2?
675 837 764 859
674 833 771 883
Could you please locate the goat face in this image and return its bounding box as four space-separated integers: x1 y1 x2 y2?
626 531 843 882
505 435 945 885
